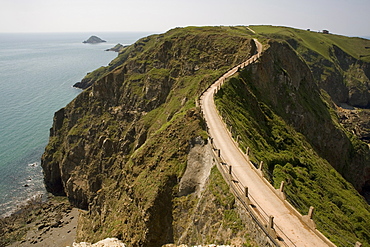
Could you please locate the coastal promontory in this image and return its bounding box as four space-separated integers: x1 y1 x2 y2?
83 35 106 44
41 26 370 246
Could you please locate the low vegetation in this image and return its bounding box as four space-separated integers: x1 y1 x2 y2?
40 25 370 246
215 65 370 246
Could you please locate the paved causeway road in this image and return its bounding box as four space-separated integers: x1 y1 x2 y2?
200 39 331 247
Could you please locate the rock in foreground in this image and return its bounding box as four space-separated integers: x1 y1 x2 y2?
83 36 106 44
72 238 126 247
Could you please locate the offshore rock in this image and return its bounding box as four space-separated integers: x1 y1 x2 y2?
83 36 106 44
105 43 126 52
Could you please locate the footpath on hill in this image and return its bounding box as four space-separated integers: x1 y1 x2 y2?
200 39 331 247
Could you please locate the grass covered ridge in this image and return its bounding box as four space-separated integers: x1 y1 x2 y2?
42 26 261 246
215 63 370 246
250 25 370 63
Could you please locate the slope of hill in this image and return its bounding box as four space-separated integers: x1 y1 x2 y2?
215 39 370 245
35 26 370 246
41 26 258 246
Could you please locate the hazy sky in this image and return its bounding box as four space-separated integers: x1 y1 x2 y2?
1 0 369 37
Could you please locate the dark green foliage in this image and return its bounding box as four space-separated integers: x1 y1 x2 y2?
42 25 370 246
215 71 370 246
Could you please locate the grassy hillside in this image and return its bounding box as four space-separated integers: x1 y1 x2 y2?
215 33 370 246
249 25 370 109
41 25 370 246
216 76 370 246
42 26 259 246
250 25 370 63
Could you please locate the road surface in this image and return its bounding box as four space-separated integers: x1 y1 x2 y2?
200 39 330 247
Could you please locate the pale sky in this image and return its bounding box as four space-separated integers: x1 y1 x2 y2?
1 0 369 37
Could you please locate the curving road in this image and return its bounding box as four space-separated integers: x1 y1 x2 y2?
200 39 330 247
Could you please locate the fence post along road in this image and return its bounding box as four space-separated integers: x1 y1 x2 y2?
199 38 342 247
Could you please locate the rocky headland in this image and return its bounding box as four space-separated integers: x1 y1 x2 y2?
4 26 370 247
105 43 127 52
44 26 370 246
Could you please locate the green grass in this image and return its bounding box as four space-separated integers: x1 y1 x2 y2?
250 25 370 63
215 72 370 246
52 26 260 245
43 25 370 246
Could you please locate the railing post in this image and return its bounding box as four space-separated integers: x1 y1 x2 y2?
258 161 264 177
308 206 315 220
268 215 274 229
217 149 221 158
245 186 249 198
244 186 250 204
229 165 232 175
266 215 277 239
246 147 250 155
279 181 285 193
236 135 240 144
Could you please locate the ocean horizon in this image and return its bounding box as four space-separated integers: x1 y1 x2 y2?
0 32 151 217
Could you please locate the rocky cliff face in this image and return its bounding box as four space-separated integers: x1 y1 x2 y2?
42 26 370 246
256 28 370 196
246 40 370 191
215 37 370 245
42 26 258 246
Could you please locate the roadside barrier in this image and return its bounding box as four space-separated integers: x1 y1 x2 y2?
197 39 362 246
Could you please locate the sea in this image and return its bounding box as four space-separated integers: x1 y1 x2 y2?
0 32 151 217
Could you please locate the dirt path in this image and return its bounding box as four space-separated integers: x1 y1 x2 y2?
200 39 330 247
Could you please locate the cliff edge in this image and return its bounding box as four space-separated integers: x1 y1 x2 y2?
42 26 257 246
41 26 370 246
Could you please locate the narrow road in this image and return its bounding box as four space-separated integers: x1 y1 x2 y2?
200 39 330 247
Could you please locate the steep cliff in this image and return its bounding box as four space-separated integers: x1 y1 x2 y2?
251 25 370 145
42 26 258 246
215 38 370 245
42 26 370 246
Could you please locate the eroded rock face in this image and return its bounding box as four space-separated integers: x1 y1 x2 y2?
42 27 256 245
338 106 370 143
244 40 370 191
310 43 370 108
178 137 213 197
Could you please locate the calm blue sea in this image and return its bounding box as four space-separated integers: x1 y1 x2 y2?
0 32 150 217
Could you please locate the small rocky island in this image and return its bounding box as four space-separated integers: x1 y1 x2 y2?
105 43 126 52
83 35 106 44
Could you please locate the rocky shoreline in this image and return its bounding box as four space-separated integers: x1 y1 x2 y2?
1 195 78 247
